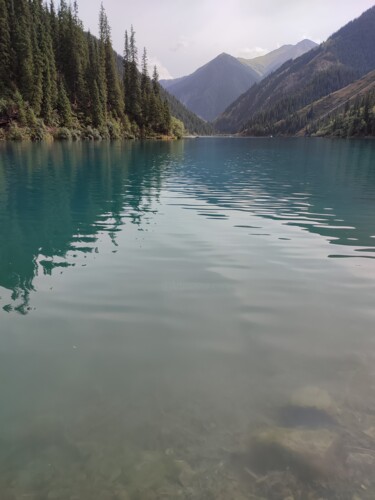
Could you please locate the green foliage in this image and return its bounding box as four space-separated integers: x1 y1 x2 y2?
170 117 185 138
53 127 72 140
107 120 122 140
29 119 50 141
81 126 102 141
8 124 27 141
13 91 27 126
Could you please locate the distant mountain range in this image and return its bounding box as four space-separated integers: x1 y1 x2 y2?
239 39 318 77
161 41 317 121
161 53 260 122
215 6 375 135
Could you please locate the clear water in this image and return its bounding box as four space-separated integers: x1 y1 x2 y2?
0 138 374 499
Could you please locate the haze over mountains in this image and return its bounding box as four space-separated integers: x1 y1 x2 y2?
215 5 375 136
161 41 317 121
239 39 318 77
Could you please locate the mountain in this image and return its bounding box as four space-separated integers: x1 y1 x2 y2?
160 53 260 121
239 39 318 77
215 6 375 135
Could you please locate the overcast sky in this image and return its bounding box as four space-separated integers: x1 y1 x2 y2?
72 0 375 79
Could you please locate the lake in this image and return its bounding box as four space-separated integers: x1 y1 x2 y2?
0 138 374 499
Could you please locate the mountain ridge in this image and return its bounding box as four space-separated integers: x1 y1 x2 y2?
160 53 260 121
238 39 318 77
215 6 375 134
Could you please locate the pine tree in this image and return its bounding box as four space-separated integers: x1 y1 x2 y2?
123 30 130 113
140 48 151 127
40 6 58 124
99 4 123 119
11 0 34 103
57 78 73 127
0 0 11 95
30 0 44 115
127 26 141 121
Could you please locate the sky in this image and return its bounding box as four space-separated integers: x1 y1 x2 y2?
71 0 375 79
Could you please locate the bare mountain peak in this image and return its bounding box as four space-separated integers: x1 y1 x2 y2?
239 39 318 77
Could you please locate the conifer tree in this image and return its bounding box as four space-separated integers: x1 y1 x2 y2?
123 30 131 113
40 7 58 124
140 48 152 127
30 0 44 115
11 0 34 103
57 78 73 128
99 4 123 119
0 0 11 95
127 26 141 121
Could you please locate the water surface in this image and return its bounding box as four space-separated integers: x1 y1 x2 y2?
0 138 375 499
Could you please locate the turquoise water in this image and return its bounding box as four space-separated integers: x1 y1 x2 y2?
0 138 375 499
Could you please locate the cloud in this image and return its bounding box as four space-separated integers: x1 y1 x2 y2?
237 46 269 59
148 57 173 80
171 36 190 52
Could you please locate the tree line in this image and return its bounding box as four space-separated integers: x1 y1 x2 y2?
0 0 185 140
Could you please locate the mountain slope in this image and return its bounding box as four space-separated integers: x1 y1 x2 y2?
294 69 375 135
160 53 260 121
239 39 318 77
159 87 213 135
215 6 375 134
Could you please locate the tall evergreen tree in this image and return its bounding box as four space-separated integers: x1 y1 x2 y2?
11 0 34 103
40 6 58 124
57 78 73 128
140 48 152 127
127 26 141 121
0 0 11 95
123 30 130 113
99 4 123 119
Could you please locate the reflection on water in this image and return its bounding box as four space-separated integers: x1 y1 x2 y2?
0 138 375 499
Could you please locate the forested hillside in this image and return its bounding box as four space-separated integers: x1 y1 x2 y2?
215 6 375 136
312 87 375 137
0 0 205 140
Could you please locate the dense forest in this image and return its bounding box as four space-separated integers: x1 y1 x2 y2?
0 0 208 140
313 90 375 137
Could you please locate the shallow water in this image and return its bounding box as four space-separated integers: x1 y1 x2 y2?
0 138 374 499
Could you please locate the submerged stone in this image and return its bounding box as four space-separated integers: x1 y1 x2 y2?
278 404 337 428
250 427 340 480
279 386 337 428
290 386 334 412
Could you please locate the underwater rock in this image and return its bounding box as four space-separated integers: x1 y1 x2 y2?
250 427 340 480
290 386 334 412
279 386 337 428
175 459 195 487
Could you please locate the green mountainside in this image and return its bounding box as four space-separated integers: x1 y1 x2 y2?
215 6 375 137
